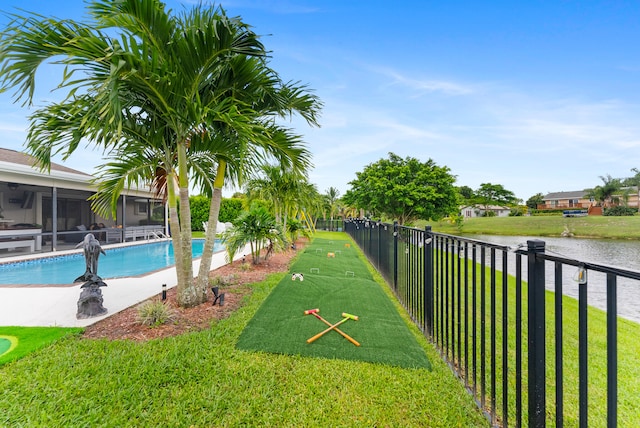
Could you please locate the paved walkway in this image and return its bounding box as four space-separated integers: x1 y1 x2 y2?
0 246 244 328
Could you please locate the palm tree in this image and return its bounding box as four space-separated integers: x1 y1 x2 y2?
0 0 320 307
245 164 309 234
221 204 286 265
585 174 622 208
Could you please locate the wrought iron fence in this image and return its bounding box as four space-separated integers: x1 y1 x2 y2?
315 218 343 232
344 218 638 427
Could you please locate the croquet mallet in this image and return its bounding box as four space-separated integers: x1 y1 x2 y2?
304 308 360 346
306 312 359 344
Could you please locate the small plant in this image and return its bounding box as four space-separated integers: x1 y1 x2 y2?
240 262 252 272
136 301 175 326
210 273 240 287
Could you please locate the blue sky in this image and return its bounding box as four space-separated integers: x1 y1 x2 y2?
2 1 640 202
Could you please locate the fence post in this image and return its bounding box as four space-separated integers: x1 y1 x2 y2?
527 239 547 427
424 225 433 337
377 220 382 270
393 221 398 291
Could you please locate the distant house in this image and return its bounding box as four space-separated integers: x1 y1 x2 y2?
538 191 592 210
460 205 511 218
539 188 640 210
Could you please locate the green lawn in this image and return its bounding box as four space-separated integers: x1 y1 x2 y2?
425 215 640 239
0 231 488 427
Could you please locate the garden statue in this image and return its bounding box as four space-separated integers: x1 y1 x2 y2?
74 233 106 283
74 233 108 319
76 273 108 319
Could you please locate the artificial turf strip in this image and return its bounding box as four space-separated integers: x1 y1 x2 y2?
0 326 83 366
236 238 431 369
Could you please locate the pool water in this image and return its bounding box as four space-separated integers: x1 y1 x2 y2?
0 239 224 285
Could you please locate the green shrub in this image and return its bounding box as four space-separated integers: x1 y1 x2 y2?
136 301 175 326
604 206 637 216
191 196 247 231
219 198 245 223
190 195 210 231
530 209 564 216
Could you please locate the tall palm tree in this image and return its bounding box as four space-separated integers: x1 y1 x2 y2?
0 0 320 307
324 186 341 219
585 174 622 208
245 164 307 234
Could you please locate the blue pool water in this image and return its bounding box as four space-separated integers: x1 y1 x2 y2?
0 239 224 285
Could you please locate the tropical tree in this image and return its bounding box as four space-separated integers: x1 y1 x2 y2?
286 217 312 249
323 187 342 220
245 164 318 235
585 174 622 208
621 168 640 187
221 204 286 265
0 0 320 307
343 152 458 225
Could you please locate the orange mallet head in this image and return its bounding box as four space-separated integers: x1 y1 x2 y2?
304 308 319 315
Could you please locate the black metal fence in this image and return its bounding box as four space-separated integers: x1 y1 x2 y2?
315 218 343 232
344 218 639 427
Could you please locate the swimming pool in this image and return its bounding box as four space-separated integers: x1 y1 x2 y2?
0 239 224 285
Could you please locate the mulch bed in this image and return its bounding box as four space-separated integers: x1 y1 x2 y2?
82 240 305 341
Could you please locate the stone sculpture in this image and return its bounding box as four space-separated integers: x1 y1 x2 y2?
76 274 108 319
74 233 106 283
74 233 108 319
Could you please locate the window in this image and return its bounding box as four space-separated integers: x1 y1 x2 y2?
135 202 148 215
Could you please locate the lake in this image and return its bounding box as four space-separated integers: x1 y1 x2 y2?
462 234 640 323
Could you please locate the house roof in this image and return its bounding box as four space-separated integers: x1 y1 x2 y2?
0 147 91 176
543 190 587 200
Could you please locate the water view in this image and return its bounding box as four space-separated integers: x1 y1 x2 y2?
463 234 640 323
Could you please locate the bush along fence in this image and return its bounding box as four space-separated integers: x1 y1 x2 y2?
344 218 638 427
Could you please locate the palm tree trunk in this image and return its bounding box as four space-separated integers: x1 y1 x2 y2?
176 143 198 307
167 171 187 302
196 160 225 297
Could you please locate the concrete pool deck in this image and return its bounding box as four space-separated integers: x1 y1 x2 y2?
0 244 246 328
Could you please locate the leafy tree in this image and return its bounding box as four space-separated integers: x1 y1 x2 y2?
0 0 320 307
474 183 517 211
457 185 475 202
526 193 545 210
342 152 458 225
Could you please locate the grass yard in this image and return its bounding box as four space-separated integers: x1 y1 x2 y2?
0 231 489 427
426 215 640 239
429 249 640 426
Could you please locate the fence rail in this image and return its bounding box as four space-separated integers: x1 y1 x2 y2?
344 218 638 427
